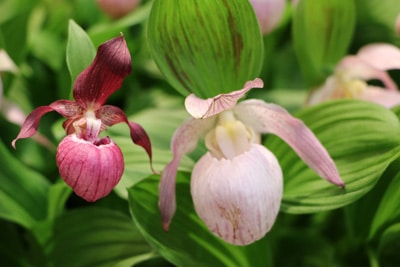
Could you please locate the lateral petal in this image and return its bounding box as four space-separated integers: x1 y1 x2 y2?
159 117 216 231
234 99 344 187
356 43 400 71
184 78 263 119
73 35 132 108
191 144 283 245
337 56 398 90
358 86 400 108
98 105 154 172
12 99 75 148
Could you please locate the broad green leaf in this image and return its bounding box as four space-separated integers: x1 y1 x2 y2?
66 19 96 89
147 0 263 98
344 159 399 240
46 181 72 220
88 1 152 45
0 220 32 267
128 172 272 267
292 0 355 86
112 136 195 199
0 138 50 228
377 223 400 265
355 0 400 37
264 100 400 213
48 207 154 267
369 169 400 239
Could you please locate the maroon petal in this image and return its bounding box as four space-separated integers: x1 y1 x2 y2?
98 105 155 172
56 134 124 202
73 35 132 109
12 100 81 148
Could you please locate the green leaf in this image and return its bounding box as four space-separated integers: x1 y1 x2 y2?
88 1 152 45
377 223 400 265
292 0 355 86
66 19 96 89
111 136 195 199
355 0 400 37
264 100 400 213
48 207 154 267
369 169 400 239
147 0 263 98
0 139 50 228
128 172 273 267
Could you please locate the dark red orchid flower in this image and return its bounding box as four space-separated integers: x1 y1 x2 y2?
12 35 153 202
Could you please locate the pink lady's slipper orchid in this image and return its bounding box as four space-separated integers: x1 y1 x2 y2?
249 0 286 35
96 0 141 19
12 35 153 202
159 78 344 245
307 43 400 108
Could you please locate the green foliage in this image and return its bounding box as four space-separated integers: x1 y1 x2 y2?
147 0 263 98
265 100 400 213
0 139 50 229
293 0 356 86
1 0 400 266
66 19 96 89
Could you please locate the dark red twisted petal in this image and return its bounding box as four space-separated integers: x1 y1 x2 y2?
73 35 132 109
98 104 156 173
12 100 80 148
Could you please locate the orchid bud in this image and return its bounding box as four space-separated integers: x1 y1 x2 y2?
249 0 286 35
96 0 141 19
56 134 124 202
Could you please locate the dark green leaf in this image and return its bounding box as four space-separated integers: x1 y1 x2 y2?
0 139 50 228
49 207 153 267
147 0 263 98
128 172 273 267
369 169 400 239
265 100 400 213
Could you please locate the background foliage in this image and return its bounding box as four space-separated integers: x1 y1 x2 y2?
1 0 400 266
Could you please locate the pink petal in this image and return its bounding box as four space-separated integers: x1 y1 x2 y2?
191 144 283 245
337 56 398 90
0 50 18 73
396 14 400 36
98 105 155 172
184 78 264 119
250 0 286 34
12 100 81 148
56 134 124 202
73 35 132 109
234 99 344 187
159 117 216 231
356 43 400 71
359 86 400 108
96 0 141 19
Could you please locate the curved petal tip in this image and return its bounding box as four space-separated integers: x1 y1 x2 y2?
184 78 263 119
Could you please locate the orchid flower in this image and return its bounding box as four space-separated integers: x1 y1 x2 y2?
159 78 344 245
249 0 286 35
12 35 153 202
96 0 141 19
307 43 400 108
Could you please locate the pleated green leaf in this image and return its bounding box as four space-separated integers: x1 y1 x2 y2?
147 0 263 98
293 0 355 86
48 207 153 267
66 19 95 87
128 172 272 267
369 170 400 239
0 139 49 229
265 100 400 213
